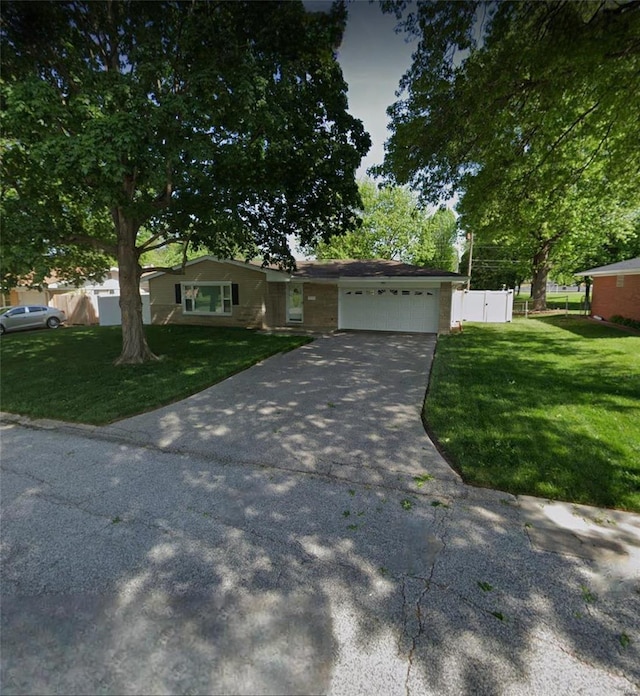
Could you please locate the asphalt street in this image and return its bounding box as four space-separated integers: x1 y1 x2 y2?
1 333 639 695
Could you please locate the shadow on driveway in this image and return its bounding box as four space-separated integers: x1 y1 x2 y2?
2 333 639 694
100 333 460 485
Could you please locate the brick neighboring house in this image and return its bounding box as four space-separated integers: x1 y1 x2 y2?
576 257 640 322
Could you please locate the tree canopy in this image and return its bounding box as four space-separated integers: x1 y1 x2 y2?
310 179 458 270
379 0 640 308
1 0 370 361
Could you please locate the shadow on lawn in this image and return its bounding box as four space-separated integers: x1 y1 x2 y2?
0 326 310 424
446 408 639 508
536 314 640 339
426 319 640 511
2 426 639 695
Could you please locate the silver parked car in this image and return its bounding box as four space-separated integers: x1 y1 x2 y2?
0 305 66 335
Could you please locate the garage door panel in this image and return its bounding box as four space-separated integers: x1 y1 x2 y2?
339 287 438 333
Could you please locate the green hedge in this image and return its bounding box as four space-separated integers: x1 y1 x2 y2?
610 315 640 331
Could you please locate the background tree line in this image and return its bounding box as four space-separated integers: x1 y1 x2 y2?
306 179 459 271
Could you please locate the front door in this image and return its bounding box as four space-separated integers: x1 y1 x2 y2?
287 283 303 324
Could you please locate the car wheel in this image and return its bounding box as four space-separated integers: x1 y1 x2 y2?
46 317 61 329
0 324 4 335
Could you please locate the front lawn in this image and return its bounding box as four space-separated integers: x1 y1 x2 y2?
425 317 640 512
0 325 311 425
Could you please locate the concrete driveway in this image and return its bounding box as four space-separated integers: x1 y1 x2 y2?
98 332 459 486
2 332 639 695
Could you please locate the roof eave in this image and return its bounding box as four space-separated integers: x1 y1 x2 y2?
576 268 640 277
334 275 467 284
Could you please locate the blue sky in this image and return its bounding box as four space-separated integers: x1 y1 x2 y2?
306 1 415 178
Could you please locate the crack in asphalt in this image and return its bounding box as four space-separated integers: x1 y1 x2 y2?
405 573 640 692
403 506 451 696
403 579 432 696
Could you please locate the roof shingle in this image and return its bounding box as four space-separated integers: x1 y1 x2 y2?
577 257 640 276
291 259 463 279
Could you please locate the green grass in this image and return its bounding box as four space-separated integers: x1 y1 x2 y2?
425 316 640 512
513 292 587 313
0 325 311 424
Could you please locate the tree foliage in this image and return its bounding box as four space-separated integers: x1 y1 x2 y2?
1 0 370 362
552 210 640 281
380 0 640 309
311 179 458 270
417 207 458 270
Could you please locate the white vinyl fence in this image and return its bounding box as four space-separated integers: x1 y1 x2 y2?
98 295 151 326
451 289 514 327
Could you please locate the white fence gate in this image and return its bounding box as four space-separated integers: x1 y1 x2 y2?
451 290 514 327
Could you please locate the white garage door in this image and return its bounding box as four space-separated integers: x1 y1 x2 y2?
339 287 439 333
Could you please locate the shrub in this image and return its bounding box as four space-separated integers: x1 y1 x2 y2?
610 315 640 330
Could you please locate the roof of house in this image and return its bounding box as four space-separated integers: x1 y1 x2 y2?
576 257 640 276
291 259 464 279
145 256 466 281
143 256 285 281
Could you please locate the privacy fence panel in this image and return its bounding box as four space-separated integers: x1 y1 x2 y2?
451 290 514 326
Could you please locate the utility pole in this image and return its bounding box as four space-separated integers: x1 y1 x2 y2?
466 232 473 290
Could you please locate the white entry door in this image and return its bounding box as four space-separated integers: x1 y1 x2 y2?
339 286 439 333
287 283 304 323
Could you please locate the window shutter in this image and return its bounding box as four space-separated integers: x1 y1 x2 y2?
232 283 239 305
174 284 182 304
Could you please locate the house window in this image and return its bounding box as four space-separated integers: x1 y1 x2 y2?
182 282 232 315
616 275 625 288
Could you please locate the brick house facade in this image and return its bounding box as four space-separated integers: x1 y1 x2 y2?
577 257 640 322
147 257 466 335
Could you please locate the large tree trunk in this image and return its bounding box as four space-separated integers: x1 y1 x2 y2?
531 241 552 311
114 213 158 365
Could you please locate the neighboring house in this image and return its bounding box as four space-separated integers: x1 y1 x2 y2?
147 256 467 334
6 285 50 307
6 268 150 325
8 268 119 306
47 267 151 295
49 269 151 325
576 257 640 322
